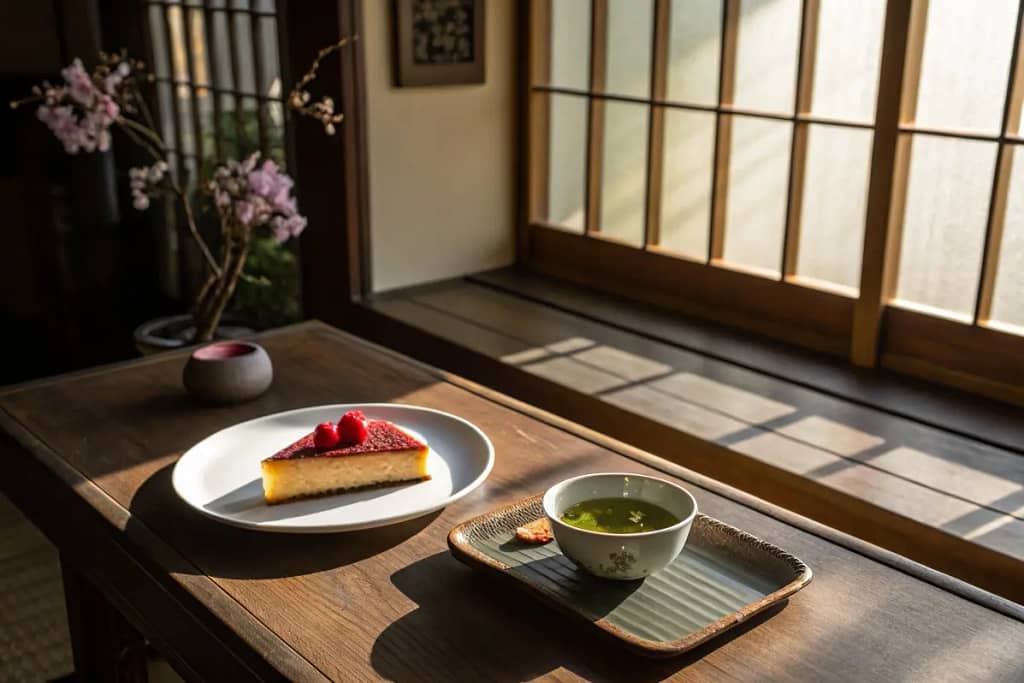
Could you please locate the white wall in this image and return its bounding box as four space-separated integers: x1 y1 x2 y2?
363 0 517 293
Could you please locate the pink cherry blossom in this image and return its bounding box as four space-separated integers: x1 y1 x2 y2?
63 59 95 106
128 160 168 211
34 59 122 155
208 153 305 243
235 200 255 225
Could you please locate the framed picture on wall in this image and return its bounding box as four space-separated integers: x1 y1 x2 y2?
393 0 485 86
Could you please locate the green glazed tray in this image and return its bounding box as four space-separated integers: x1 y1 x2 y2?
447 494 812 657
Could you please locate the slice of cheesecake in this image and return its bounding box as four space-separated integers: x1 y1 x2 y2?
261 419 430 504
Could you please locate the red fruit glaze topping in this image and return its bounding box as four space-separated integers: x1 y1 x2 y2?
313 422 341 449
338 410 369 445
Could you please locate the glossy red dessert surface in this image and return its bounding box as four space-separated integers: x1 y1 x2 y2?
265 420 427 461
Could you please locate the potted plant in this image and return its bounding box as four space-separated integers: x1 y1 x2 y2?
12 41 349 353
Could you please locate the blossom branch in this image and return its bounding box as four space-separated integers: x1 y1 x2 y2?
287 37 353 135
130 87 161 141
119 116 167 155
16 47 333 343
172 181 223 278
9 94 44 110
115 118 164 163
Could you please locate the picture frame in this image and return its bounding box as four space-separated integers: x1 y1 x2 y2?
392 0 486 87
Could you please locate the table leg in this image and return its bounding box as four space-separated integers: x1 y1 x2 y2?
60 558 149 683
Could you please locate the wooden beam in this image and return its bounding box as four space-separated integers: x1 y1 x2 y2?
975 1 1024 324
179 6 206 162
643 0 670 249
531 84 882 130
897 124 1001 143
250 9 272 155
338 0 371 299
851 0 925 367
523 0 550 257
287 0 370 319
883 305 1024 406
529 223 853 355
224 1 248 148
584 0 608 235
201 0 225 161
709 0 739 262
157 5 185 158
898 0 929 127
976 145 1015 325
782 0 820 278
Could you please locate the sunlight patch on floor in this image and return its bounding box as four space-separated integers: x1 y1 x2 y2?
867 447 1023 507
648 373 796 424
604 385 747 441
547 337 596 354
776 416 884 456
729 433 841 475
943 507 1024 560
499 337 596 365
512 340 672 395
499 347 550 365
571 345 672 382
521 356 626 394
820 466 979 527
961 509 1024 542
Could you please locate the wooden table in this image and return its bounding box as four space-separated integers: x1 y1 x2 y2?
1 321 1022 682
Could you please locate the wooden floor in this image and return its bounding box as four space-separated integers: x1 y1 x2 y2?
360 273 1024 599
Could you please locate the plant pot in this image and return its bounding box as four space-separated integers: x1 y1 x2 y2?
132 314 256 356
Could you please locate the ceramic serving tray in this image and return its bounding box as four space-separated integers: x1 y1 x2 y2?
447 495 812 657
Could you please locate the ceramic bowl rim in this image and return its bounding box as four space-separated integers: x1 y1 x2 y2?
542 472 698 539
190 341 263 362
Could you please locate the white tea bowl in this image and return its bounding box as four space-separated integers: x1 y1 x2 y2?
543 472 697 580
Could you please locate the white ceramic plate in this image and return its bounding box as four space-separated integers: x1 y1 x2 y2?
172 403 494 533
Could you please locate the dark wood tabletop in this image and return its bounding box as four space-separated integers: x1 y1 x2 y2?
1 321 1022 682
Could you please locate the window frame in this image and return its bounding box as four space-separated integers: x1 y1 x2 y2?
521 0 1024 406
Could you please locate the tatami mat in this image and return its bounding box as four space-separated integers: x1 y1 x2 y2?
0 494 72 683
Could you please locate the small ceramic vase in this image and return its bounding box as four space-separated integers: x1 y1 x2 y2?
183 341 273 404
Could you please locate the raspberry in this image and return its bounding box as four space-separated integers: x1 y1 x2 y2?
338 410 369 444
313 422 340 449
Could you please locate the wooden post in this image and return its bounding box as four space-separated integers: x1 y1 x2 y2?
708 0 739 262
62 560 149 683
286 0 369 319
584 0 608 235
781 0 820 277
643 0 670 249
524 0 551 258
850 0 924 367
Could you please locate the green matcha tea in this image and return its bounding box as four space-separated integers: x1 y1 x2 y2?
560 497 680 534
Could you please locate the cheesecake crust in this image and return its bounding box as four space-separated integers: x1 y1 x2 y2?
260 470 432 505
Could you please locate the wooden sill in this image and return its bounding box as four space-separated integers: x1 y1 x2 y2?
472 267 1024 455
